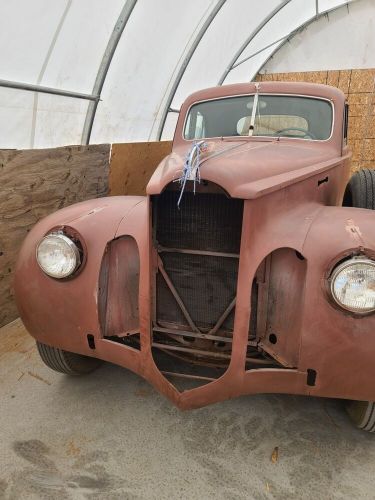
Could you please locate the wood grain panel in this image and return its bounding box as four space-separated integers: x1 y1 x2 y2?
109 141 172 196
0 144 110 327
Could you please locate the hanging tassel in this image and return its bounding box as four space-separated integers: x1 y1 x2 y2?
175 140 207 208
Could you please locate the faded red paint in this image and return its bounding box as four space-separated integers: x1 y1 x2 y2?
14 82 375 409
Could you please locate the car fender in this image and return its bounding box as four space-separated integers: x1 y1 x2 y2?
299 205 375 400
14 196 147 356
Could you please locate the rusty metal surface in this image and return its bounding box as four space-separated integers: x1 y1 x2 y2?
147 81 349 199
99 236 140 337
14 81 375 409
257 248 307 368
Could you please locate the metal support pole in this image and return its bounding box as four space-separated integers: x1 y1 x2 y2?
253 1 352 81
217 0 291 85
0 79 99 101
156 0 227 141
81 0 137 144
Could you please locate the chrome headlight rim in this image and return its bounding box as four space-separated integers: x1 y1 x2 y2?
329 256 375 315
36 231 82 279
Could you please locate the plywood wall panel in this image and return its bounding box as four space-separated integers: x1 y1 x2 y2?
0 144 110 328
337 70 351 94
109 141 172 196
326 71 340 87
350 70 375 93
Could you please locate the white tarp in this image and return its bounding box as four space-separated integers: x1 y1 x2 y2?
0 0 363 148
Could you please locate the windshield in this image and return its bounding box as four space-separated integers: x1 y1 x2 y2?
184 94 333 141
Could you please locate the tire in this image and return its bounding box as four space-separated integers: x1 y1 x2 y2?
36 341 102 375
343 168 375 431
346 401 375 432
343 168 375 209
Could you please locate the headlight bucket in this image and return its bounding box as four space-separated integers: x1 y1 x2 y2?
330 257 375 314
36 232 81 279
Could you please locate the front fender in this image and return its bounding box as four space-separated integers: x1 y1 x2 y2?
300 205 375 400
14 196 146 356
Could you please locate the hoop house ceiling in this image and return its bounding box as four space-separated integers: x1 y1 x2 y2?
0 0 356 149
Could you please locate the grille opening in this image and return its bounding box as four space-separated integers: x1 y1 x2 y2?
151 182 243 385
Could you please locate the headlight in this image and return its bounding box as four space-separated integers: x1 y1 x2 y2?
36 233 81 279
330 257 375 313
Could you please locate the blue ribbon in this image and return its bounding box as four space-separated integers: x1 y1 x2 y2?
175 140 207 208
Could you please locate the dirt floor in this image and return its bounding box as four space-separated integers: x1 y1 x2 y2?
1 320 375 500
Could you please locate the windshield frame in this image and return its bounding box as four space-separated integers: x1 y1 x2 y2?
182 93 335 143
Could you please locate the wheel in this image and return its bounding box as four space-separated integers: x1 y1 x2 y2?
346 401 375 432
343 168 375 431
36 341 102 375
343 168 375 209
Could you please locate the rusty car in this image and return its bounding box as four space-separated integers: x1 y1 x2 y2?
14 81 375 431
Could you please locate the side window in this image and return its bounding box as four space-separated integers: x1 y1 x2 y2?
343 103 349 144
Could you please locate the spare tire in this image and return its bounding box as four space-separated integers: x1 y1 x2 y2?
343 168 375 209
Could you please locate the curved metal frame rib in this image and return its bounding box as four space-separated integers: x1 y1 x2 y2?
81 0 137 145
250 1 353 80
217 0 292 86
0 79 98 101
156 0 227 141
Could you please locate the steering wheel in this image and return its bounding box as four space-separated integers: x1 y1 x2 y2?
275 127 316 140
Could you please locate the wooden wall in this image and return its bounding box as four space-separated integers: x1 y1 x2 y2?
257 69 375 172
0 145 110 327
0 140 171 328
109 141 172 195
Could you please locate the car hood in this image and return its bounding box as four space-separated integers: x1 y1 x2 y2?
147 139 342 199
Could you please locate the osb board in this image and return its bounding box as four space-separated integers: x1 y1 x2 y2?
257 69 375 172
0 144 110 328
109 141 172 196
